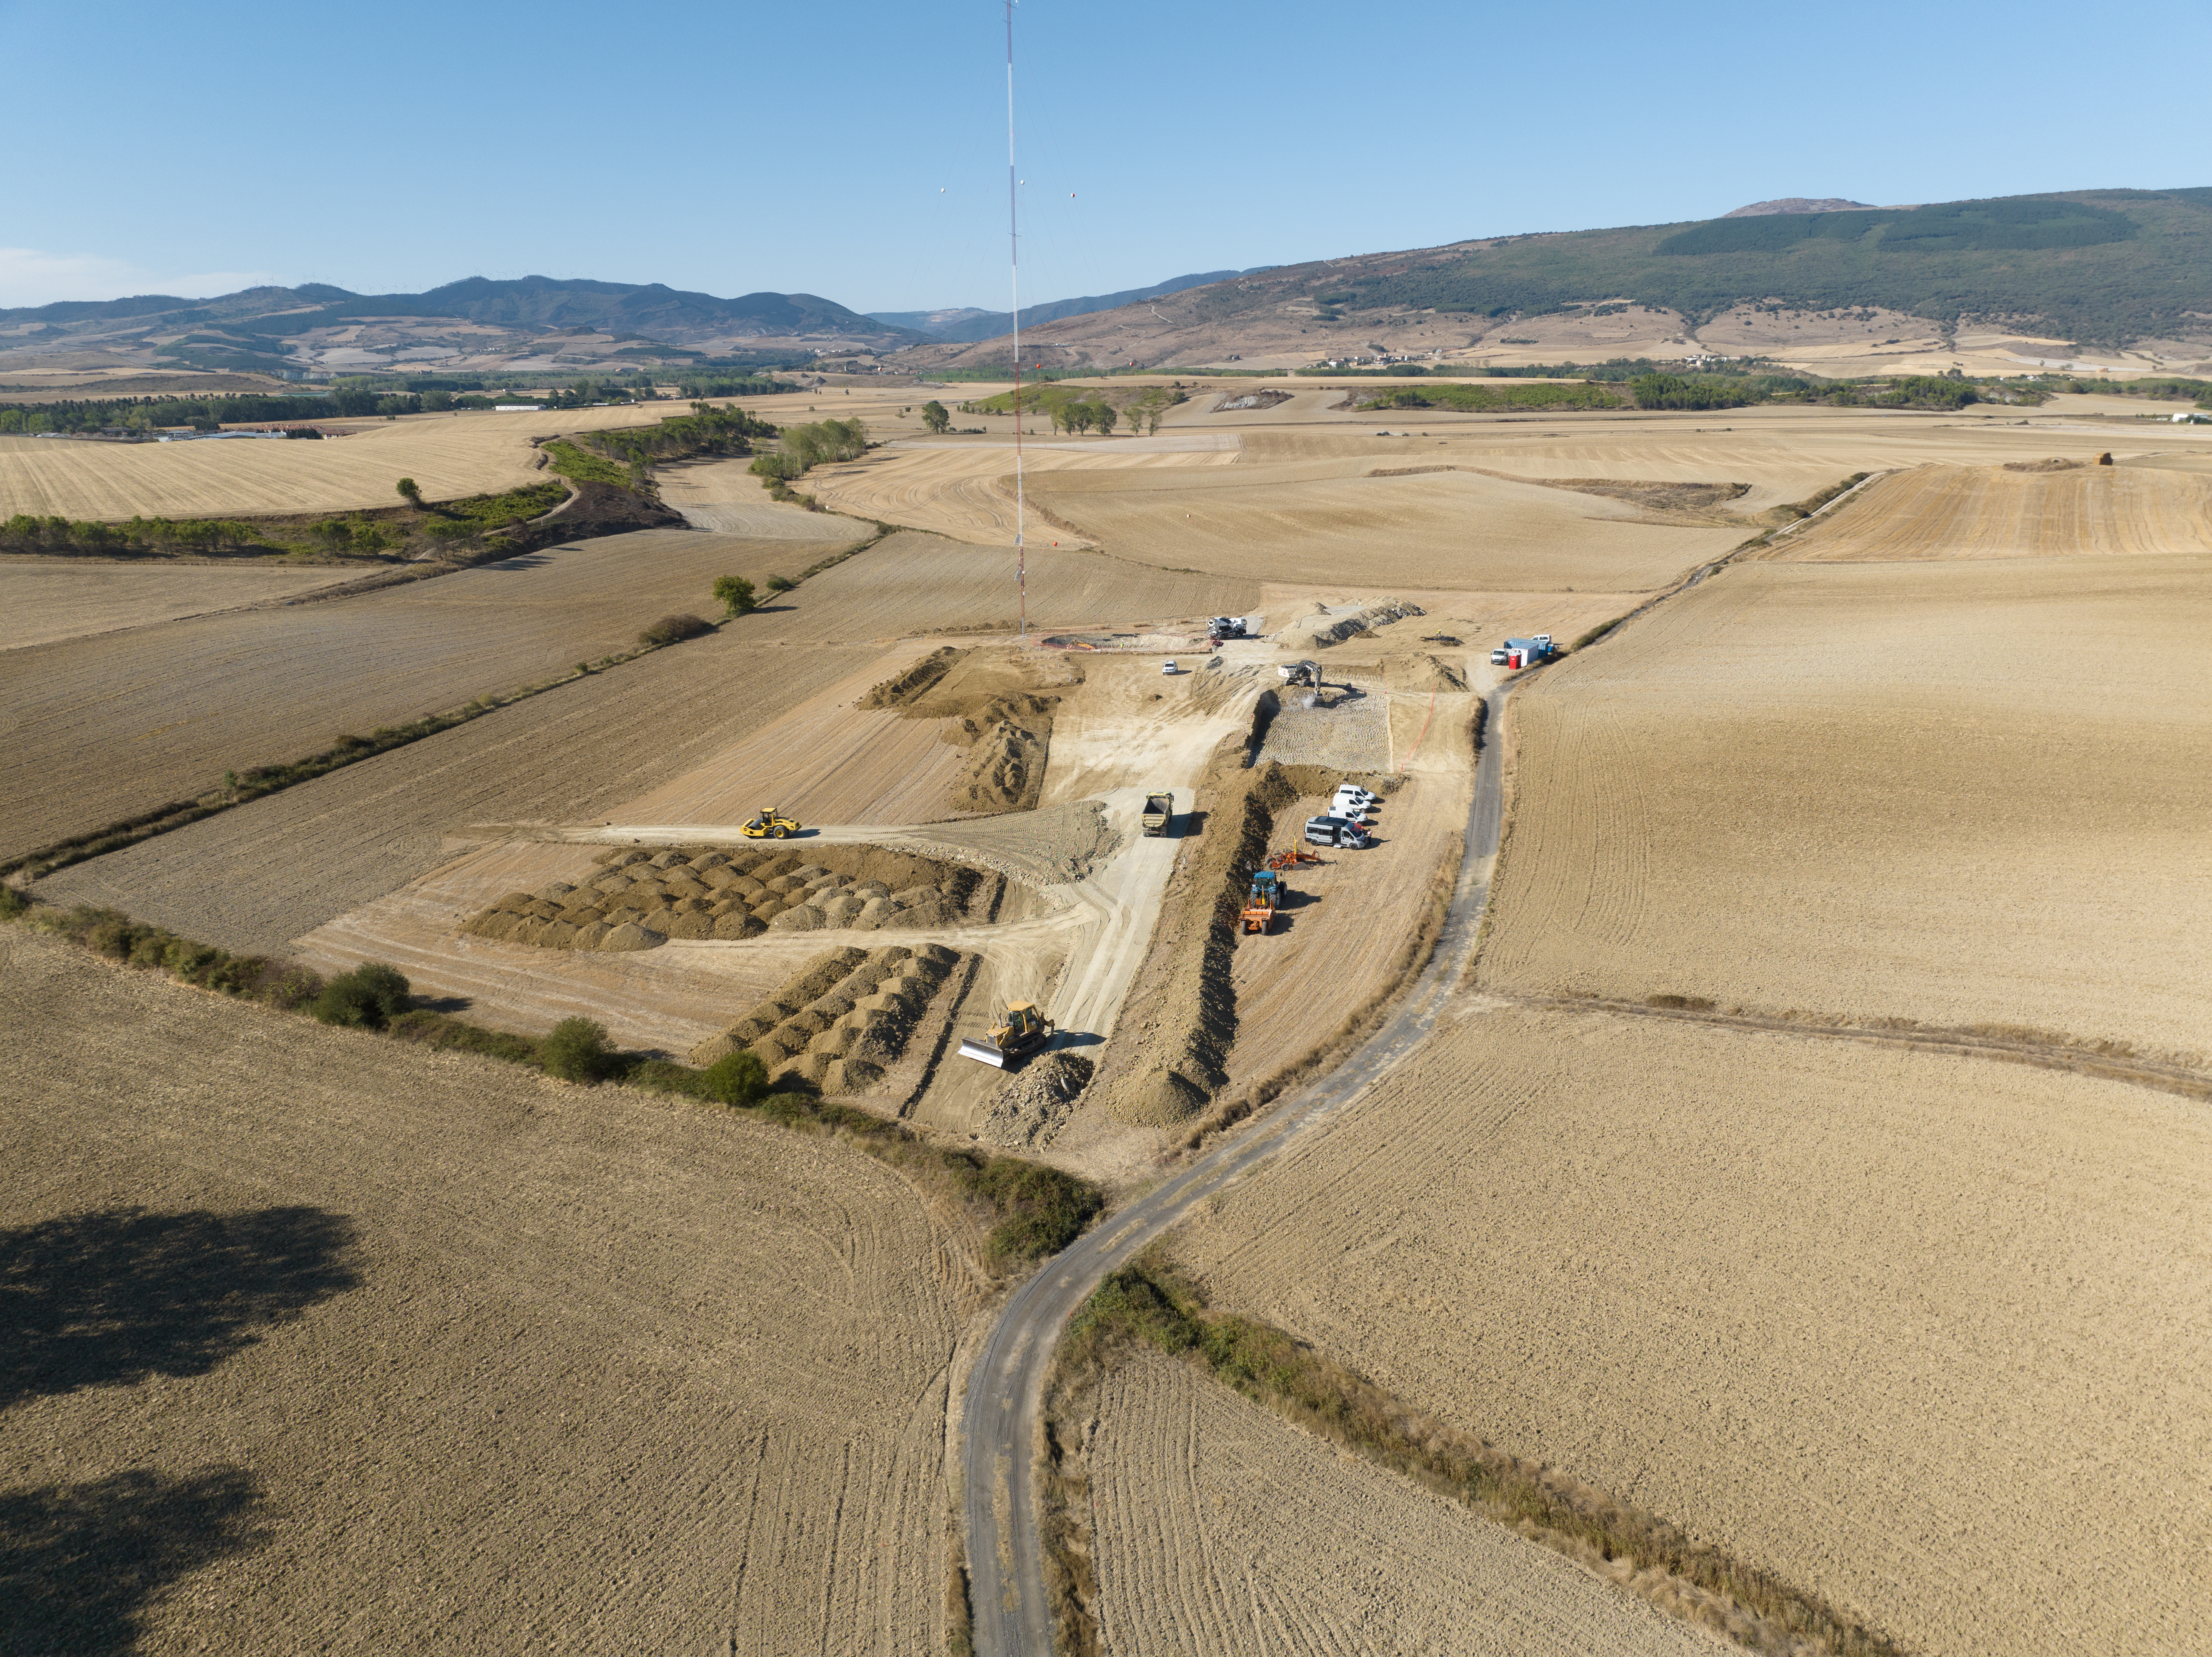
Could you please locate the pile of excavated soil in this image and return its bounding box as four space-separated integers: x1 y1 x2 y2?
460 842 991 952
1380 652 1469 693
688 942 963 1091
979 1051 1095 1148
1092 756 1371 1126
860 646 1081 814
1284 598 1425 652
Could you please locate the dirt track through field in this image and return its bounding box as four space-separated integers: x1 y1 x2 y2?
0 927 978 1655
1479 554 2212 1056
1174 1001 2212 1657
2 525 858 864
1089 1352 1724 1657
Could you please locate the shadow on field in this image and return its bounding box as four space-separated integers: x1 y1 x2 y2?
0 1206 362 1408
0 1466 268 1657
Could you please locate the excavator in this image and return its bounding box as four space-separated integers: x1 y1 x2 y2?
958 1001 1055 1068
739 804 802 840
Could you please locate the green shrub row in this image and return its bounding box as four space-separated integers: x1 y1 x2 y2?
6 893 1104 1271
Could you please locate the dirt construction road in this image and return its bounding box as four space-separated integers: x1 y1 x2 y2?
960 685 1512 1657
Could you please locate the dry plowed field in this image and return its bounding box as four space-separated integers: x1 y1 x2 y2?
2 526 858 862
0 928 977 1655
36 636 882 955
0 557 362 651
746 530 1253 643
1479 556 2212 1055
796 435 1241 546
1029 464 1746 590
1766 462 2212 560
1175 1002 2212 1657
1088 1352 1724 1657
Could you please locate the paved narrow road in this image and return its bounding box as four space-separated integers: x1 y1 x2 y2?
961 684 1516 1657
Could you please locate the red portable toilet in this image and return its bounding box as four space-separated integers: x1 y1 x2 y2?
1507 650 1523 669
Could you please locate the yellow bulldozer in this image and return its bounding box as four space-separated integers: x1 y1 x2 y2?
957 1001 1054 1068
739 805 802 840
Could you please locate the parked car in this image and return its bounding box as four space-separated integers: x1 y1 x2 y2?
1162 659 1179 675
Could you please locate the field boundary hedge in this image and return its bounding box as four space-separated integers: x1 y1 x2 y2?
1044 1249 1907 1657
2 893 1104 1274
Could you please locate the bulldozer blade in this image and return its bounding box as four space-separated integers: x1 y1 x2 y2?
957 1038 1008 1068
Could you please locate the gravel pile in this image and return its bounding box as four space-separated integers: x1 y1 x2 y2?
1259 691 1390 772
979 1051 1095 1148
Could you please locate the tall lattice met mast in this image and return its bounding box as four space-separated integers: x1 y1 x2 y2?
1006 0 1027 640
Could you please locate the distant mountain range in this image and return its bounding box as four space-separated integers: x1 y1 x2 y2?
892 186 2212 371
0 276 925 383
867 268 1276 342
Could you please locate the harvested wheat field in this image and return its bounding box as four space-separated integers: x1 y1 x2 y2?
747 530 1253 644
1175 1001 2212 1657
1 525 859 863
796 434 1241 546
0 928 977 1655
1087 1351 1724 1657
36 635 883 955
1765 461 2212 560
0 557 364 651
0 402 792 520
1480 555 2212 1056
1030 464 1746 590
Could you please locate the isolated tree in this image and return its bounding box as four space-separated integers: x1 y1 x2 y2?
920 399 950 434
713 574 758 616
395 476 423 508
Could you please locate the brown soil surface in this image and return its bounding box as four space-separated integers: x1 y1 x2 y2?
794 434 1241 546
0 557 361 650
0 927 979 1654
1223 773 1466 1096
2 524 860 863
1480 556 2212 1057
1029 461 1747 591
36 635 882 956
1088 1352 1726 1657
742 530 1255 644
1176 1001 2212 1657
1763 461 2212 560
655 454 876 539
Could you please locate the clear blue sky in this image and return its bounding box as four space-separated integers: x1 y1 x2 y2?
4 0 2205 313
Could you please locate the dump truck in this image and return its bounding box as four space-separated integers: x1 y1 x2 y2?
957 1001 1054 1068
1242 868 1283 934
1141 791 1174 836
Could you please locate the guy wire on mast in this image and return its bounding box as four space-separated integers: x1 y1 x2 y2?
1006 0 1026 641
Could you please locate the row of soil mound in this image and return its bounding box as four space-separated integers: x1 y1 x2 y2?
1286 599 1425 652
460 843 995 952
687 943 961 1092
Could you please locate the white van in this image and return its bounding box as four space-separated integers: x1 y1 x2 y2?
1305 815 1371 849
